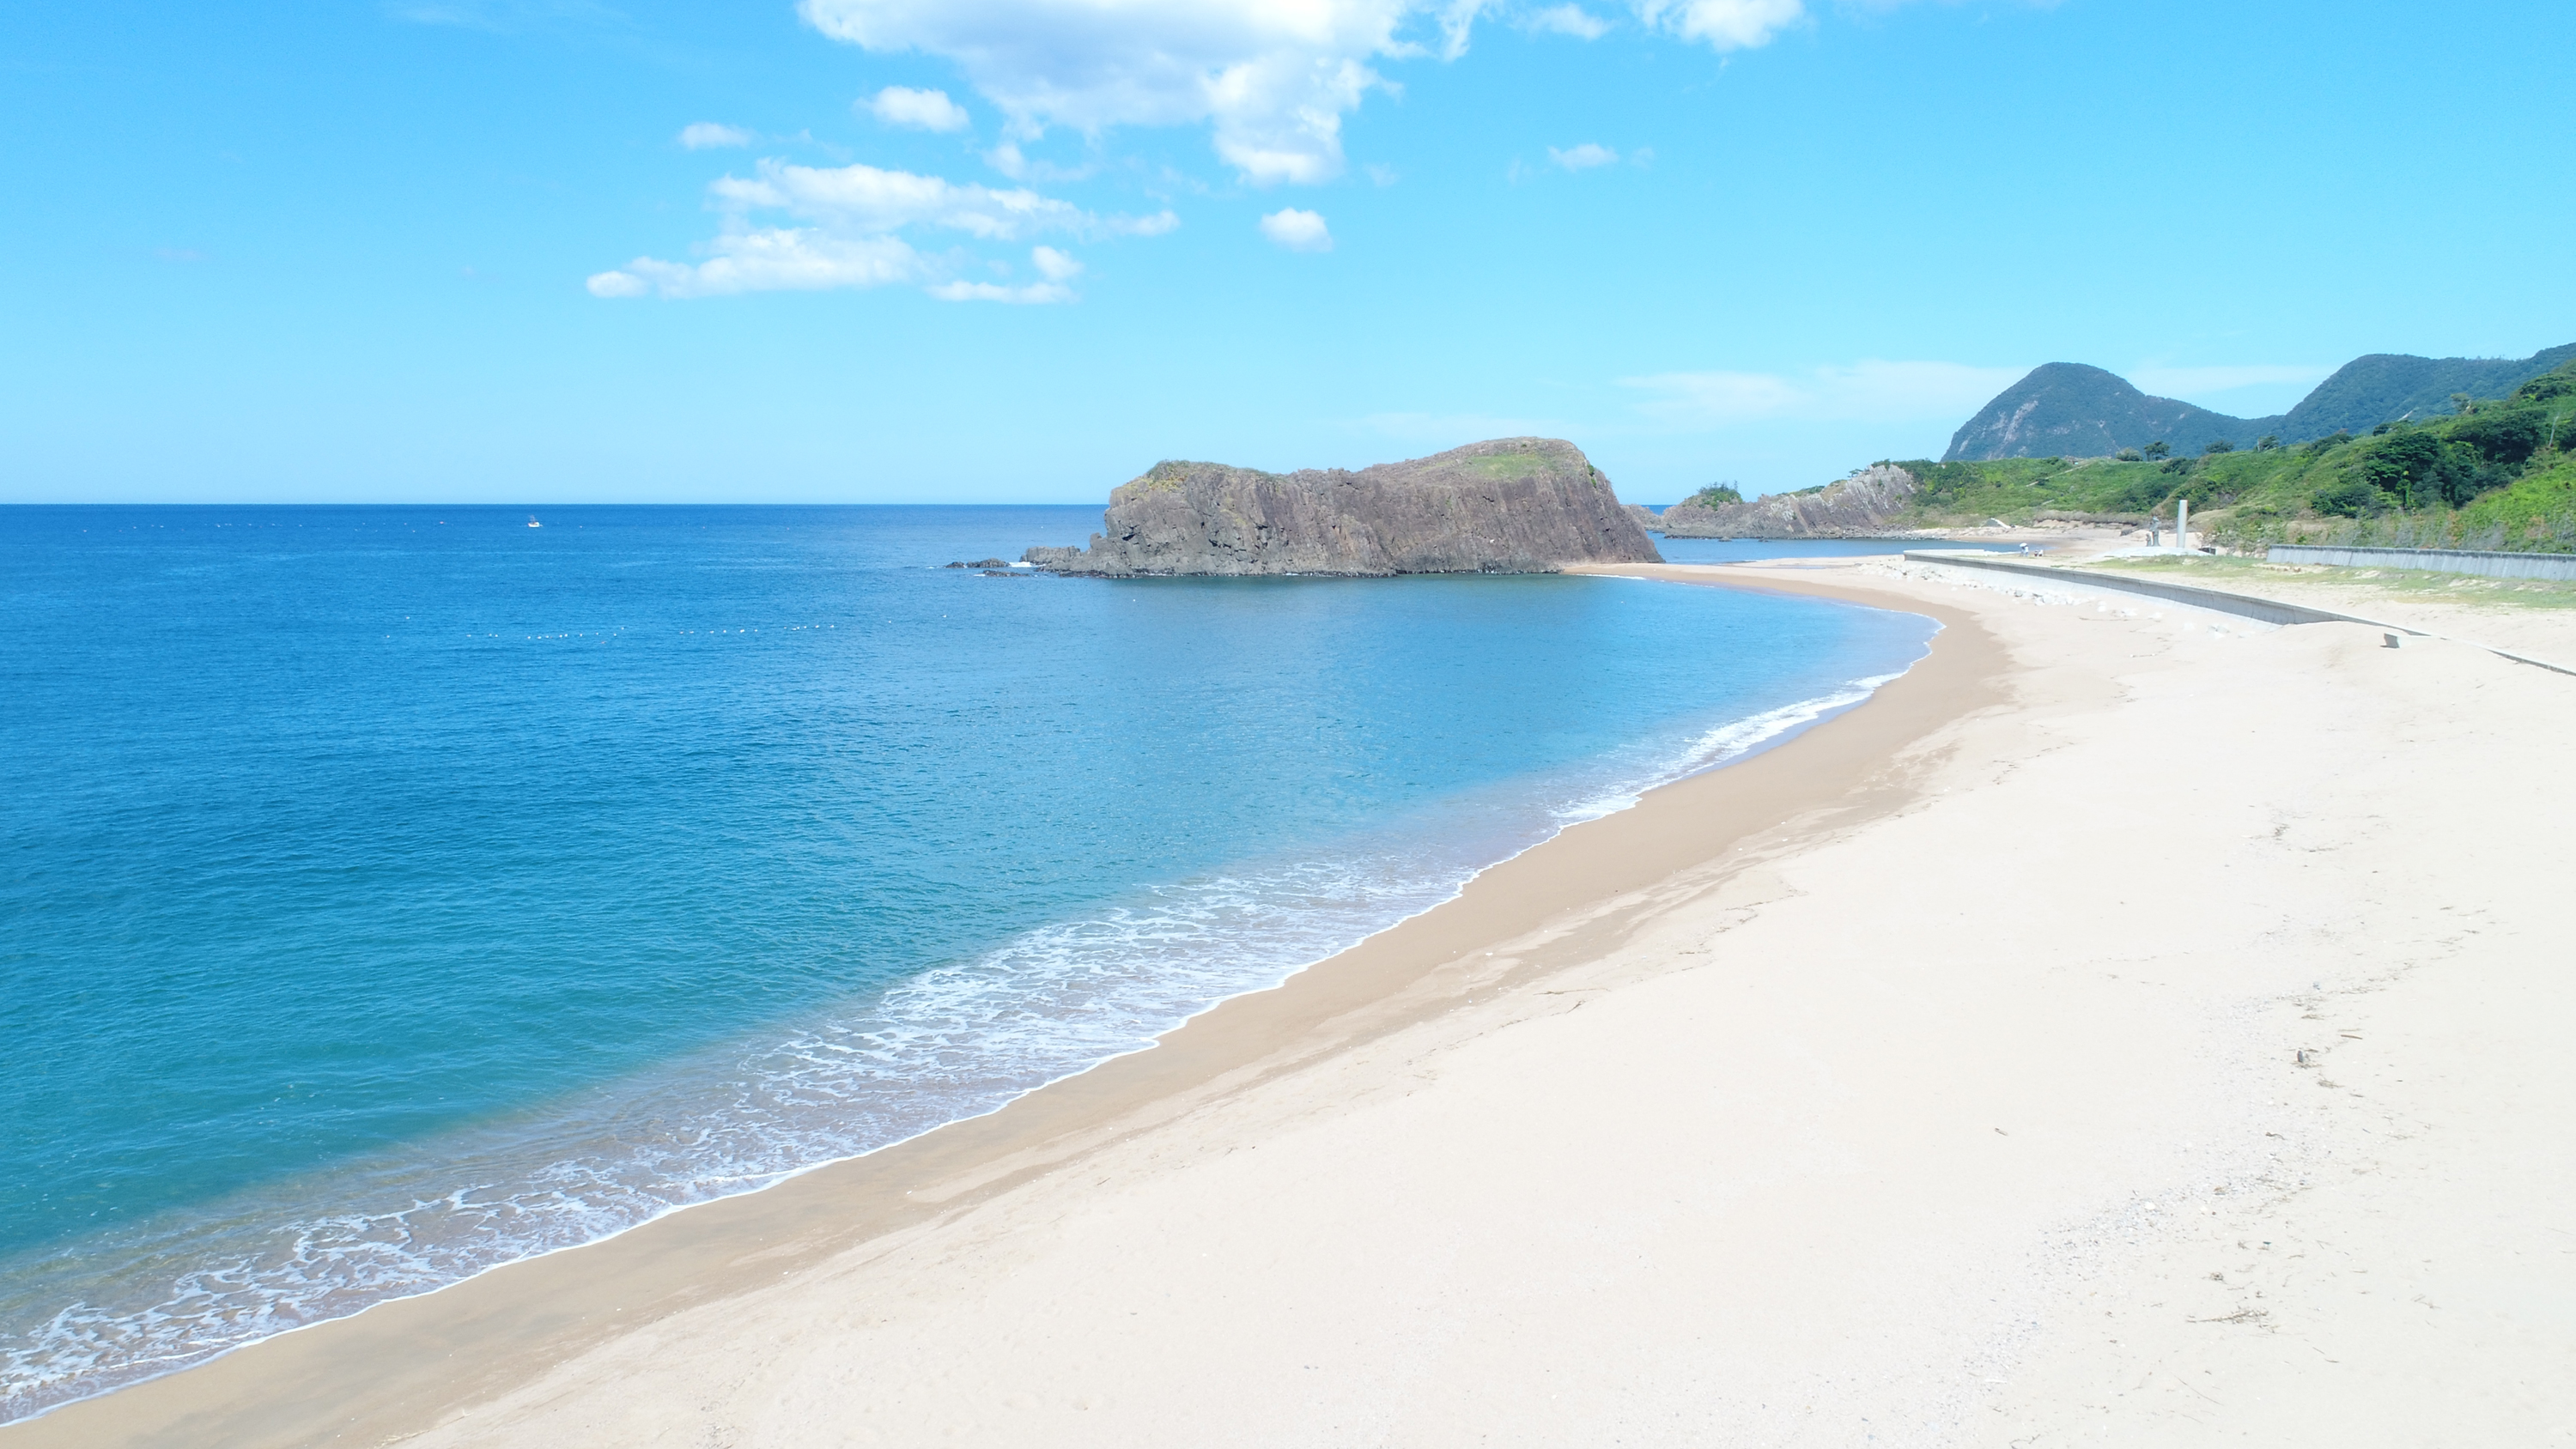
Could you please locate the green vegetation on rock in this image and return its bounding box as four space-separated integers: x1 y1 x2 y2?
1463 449 1558 482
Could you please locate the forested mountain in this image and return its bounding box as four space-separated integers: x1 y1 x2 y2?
1896 357 2576 550
1943 344 2576 461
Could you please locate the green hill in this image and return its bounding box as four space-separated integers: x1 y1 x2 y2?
1892 356 2576 551
2273 344 2576 439
1941 363 2245 461
1944 344 2575 462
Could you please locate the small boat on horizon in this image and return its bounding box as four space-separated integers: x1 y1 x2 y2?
527 515 543 528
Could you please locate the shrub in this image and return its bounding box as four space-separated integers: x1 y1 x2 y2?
2257 434 2280 450
2452 408 2547 465
2314 476 2379 516
2203 439 2235 455
2512 364 2576 403
2142 440 2172 458
2355 431 2442 499
2114 448 2143 462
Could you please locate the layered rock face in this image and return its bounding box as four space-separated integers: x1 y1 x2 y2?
1024 438 1661 577
1655 464 1920 538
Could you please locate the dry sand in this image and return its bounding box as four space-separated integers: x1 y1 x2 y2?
13 559 2572 1447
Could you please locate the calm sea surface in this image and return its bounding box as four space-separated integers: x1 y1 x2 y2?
0 505 1931 1418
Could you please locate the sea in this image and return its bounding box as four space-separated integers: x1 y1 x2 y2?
0 505 1939 1421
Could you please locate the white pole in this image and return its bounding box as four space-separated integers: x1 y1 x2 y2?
2177 498 2190 552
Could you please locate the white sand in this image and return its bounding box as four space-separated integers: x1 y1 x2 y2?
404 563 2576 1446
17 561 2571 1447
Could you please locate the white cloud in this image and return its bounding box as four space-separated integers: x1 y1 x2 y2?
798 0 1452 185
927 278 1077 304
677 122 754 149
589 159 1170 300
1620 360 2029 425
866 85 972 131
708 160 1095 239
788 1 1831 185
1113 209 1184 236
1631 0 1805 50
1259 208 1333 252
1528 4 1610 37
2128 363 2333 401
983 142 1098 183
1549 142 1618 170
1030 245 1083 281
591 230 927 300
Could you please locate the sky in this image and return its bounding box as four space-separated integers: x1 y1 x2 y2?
6 0 2573 505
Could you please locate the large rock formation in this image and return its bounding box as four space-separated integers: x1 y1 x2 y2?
1023 438 1661 577
1654 464 1921 538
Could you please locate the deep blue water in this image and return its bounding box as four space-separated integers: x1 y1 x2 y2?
0 505 1931 1418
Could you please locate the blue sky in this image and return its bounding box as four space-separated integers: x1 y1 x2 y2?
6 0 2572 504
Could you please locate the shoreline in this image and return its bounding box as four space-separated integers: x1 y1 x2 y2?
5 568 1996 1448
19 555 2571 1445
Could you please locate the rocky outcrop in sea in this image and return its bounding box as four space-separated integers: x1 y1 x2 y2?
1024 438 1662 577
1654 464 1921 538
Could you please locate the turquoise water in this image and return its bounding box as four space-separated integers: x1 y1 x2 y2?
0 505 1931 1418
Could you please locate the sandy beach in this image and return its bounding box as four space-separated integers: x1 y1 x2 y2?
15 557 2573 1448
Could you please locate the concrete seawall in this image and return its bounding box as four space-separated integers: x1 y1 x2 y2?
1899 552 2375 628
2267 544 2576 581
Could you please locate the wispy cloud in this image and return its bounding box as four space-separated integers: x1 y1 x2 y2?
1528 4 1610 38
1548 142 1618 170
866 86 971 132
927 277 1076 304
588 230 922 299
1620 360 2029 425
1259 208 1334 252
586 159 1175 300
677 122 753 150
1631 0 1805 50
1030 245 1084 282
983 142 1097 184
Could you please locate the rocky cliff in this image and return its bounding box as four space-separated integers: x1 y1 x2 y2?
1023 438 1661 577
1654 464 1920 538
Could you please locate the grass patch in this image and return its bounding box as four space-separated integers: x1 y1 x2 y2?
2076 553 2576 609
1462 452 1555 482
